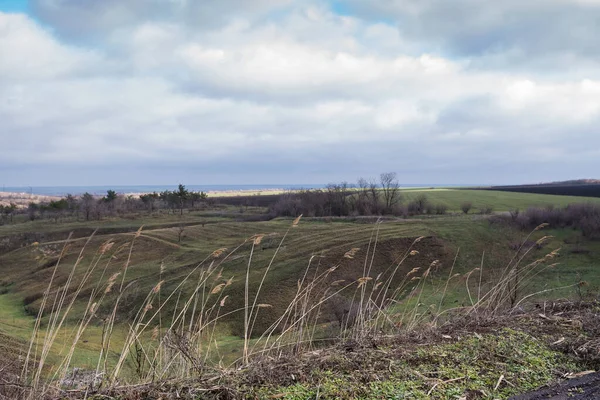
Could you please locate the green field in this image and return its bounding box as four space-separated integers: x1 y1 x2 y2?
1 189 599 396
400 188 600 211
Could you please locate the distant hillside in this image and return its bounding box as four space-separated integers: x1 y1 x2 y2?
533 179 600 186
489 180 600 198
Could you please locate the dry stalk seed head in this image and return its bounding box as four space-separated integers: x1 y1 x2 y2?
536 236 552 246
534 223 550 231
251 234 265 245
543 249 560 262
153 280 164 293
257 304 273 308
422 267 431 279
413 236 425 244
407 267 420 276
105 272 121 294
211 283 226 295
331 280 346 286
152 326 159 340
344 248 360 259
144 303 153 312
220 295 229 307
211 248 228 258
225 276 234 287
135 226 144 237
409 250 419 256
357 276 373 288
292 214 303 227
99 241 115 255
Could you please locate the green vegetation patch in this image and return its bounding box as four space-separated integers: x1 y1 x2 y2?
253 329 580 399
401 189 600 212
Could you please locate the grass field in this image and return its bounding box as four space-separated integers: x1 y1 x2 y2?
400 189 600 211
1 189 599 396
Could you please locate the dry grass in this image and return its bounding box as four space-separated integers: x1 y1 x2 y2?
4 219 586 399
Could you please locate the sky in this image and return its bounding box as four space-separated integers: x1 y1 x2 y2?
1 0 599 186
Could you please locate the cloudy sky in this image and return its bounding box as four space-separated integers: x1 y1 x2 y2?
1 0 599 187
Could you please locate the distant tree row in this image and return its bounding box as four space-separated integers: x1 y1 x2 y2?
499 203 600 239
22 184 208 222
0 203 17 223
270 172 452 218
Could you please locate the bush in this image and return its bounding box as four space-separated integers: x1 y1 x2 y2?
424 203 435 215
579 214 600 239
479 206 493 215
435 204 448 215
461 202 473 214
514 203 600 239
407 195 429 215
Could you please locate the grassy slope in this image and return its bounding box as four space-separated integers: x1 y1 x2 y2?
0 190 599 382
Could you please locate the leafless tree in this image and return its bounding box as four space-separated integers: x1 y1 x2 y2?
80 193 95 221
326 182 351 216
368 178 381 214
356 178 371 215
380 172 401 213
176 224 186 243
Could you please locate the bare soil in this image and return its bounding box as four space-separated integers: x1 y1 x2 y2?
511 372 600 399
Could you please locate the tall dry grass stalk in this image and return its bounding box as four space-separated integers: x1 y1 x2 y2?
19 220 574 398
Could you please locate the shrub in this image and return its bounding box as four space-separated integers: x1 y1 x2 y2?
479 206 493 215
407 195 429 215
435 204 448 215
579 214 600 239
514 203 600 239
461 201 472 214
424 203 435 215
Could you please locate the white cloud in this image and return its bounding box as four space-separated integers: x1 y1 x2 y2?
0 3 599 185
0 12 101 79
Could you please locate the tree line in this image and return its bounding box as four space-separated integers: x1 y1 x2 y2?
17 184 208 223
269 172 450 218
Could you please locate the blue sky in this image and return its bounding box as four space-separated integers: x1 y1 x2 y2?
1 0 599 186
0 0 28 13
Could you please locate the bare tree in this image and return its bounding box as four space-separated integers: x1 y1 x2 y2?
380 172 401 213
367 178 381 214
80 193 95 221
356 178 371 215
325 182 351 216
